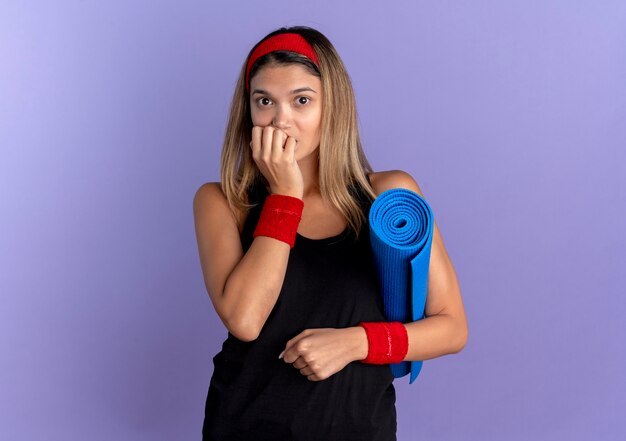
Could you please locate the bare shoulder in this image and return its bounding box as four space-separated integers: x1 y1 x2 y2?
193 181 221 202
193 182 246 234
368 170 424 198
193 182 226 215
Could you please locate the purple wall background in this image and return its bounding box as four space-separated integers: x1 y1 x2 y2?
1 1 625 439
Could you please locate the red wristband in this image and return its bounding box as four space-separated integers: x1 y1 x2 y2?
253 194 304 248
358 322 409 364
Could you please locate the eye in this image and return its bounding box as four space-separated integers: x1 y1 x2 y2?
297 96 310 105
256 97 272 106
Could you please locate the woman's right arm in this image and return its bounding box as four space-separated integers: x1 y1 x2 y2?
193 182 293 342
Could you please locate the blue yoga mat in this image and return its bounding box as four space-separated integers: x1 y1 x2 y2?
368 188 434 384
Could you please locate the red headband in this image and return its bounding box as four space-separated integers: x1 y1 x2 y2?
245 33 319 92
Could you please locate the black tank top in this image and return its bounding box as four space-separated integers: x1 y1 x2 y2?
202 177 397 441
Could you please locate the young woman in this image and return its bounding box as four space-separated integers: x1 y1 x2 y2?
193 25 468 441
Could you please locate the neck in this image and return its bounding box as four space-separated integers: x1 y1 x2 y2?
298 150 321 199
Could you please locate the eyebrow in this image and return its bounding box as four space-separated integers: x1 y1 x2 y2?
251 87 317 95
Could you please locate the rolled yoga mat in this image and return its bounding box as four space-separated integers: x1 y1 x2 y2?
368 188 435 384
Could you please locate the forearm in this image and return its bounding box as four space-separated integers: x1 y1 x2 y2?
221 236 290 341
282 314 467 381
402 314 468 360
349 314 468 363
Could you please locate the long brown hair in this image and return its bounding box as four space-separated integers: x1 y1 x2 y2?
219 25 377 238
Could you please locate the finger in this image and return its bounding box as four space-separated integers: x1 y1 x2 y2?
292 356 307 369
280 345 292 362
284 136 297 162
283 341 308 363
282 346 300 364
299 365 314 376
261 126 275 159
271 129 286 160
286 329 312 347
251 126 262 157
281 330 312 361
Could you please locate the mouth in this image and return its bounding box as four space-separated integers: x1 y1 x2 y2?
282 138 298 149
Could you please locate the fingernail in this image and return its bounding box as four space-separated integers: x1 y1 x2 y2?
278 350 285 359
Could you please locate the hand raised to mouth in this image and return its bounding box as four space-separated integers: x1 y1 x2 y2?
249 125 303 199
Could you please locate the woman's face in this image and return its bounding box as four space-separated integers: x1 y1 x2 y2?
249 64 323 161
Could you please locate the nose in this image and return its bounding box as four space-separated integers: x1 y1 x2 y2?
272 104 291 130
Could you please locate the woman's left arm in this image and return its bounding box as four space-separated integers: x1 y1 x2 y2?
380 170 468 359
282 170 468 380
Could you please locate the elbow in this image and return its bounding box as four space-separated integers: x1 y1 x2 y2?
224 311 262 342
230 325 261 343
220 284 264 342
451 322 469 354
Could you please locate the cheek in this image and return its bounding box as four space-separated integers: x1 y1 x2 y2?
250 108 270 126
301 111 322 133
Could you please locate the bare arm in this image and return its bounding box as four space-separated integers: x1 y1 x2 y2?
194 126 303 341
368 170 469 358
193 182 294 342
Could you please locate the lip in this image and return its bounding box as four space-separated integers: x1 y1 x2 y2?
282 137 298 148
